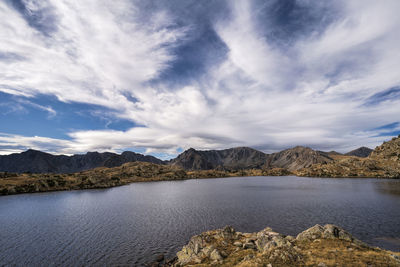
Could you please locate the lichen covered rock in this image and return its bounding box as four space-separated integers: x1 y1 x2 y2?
167 224 400 267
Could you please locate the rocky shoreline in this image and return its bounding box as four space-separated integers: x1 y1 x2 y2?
0 162 294 196
148 224 400 267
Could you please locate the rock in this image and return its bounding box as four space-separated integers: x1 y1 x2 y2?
245 237 256 243
233 241 243 247
201 245 215 258
220 250 228 258
285 235 295 241
176 234 205 265
296 224 354 242
164 256 177 265
243 254 255 261
221 225 236 239
243 242 256 249
155 254 164 262
255 231 292 253
210 249 223 261
390 254 400 262
173 223 397 266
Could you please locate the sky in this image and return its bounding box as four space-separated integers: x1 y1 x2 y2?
0 0 400 159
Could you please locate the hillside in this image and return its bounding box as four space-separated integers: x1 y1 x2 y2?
170 146 335 171
297 136 400 178
0 149 164 173
169 147 268 170
265 146 334 171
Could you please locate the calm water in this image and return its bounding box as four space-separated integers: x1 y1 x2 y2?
1 176 400 266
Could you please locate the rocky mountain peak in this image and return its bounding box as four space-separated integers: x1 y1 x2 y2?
345 147 373 157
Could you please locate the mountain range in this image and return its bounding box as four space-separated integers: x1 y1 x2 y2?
0 149 163 173
0 144 373 174
0 137 398 195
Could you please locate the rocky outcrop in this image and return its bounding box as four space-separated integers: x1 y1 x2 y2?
265 146 334 171
298 136 400 178
345 147 373 157
160 224 400 266
0 162 188 195
370 136 400 161
0 149 165 173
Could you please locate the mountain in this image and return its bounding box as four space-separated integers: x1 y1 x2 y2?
345 147 373 157
0 149 164 173
297 136 400 178
169 147 268 170
265 146 334 171
170 146 334 171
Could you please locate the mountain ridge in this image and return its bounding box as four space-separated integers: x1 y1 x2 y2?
297 136 400 178
0 149 164 173
1 137 399 195
345 146 373 157
0 143 389 174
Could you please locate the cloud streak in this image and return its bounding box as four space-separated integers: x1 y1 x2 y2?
0 0 400 157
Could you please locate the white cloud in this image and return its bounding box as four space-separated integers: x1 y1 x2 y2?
0 0 400 157
0 0 186 117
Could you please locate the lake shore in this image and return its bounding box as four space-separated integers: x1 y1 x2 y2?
150 224 400 266
1 161 399 196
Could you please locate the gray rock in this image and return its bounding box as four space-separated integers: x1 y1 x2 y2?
176 234 205 265
296 224 355 243
201 245 215 258
210 249 223 261
221 225 236 239
243 242 256 249
233 241 243 247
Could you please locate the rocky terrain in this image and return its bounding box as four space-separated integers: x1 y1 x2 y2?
265 146 333 171
0 162 294 195
171 146 335 172
297 136 400 178
0 162 183 195
169 147 268 170
0 143 378 174
150 224 400 266
0 149 164 173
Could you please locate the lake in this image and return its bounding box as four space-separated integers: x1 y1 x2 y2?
1 176 400 266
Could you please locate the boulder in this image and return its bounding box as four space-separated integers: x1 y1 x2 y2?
210 249 223 261
296 224 358 244
220 225 236 240
176 235 205 265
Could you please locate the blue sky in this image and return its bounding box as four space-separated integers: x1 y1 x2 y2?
0 0 400 158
